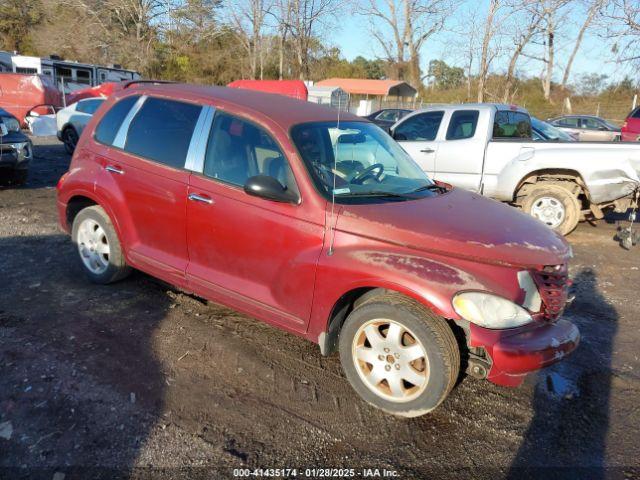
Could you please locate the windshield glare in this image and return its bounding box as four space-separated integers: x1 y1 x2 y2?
291 121 434 200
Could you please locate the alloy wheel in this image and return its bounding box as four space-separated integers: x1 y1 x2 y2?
76 218 110 275
352 319 429 403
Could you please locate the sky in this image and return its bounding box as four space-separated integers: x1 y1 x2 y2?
330 0 628 86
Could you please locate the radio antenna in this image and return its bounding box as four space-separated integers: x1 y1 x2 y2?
327 93 342 256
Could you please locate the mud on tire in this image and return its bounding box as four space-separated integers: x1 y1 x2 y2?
338 292 460 418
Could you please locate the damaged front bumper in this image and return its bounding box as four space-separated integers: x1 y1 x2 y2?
468 319 580 387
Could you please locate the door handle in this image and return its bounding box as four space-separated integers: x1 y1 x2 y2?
188 193 214 205
420 148 435 153
105 165 124 175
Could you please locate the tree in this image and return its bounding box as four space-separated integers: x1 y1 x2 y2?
561 0 604 89
0 0 44 54
285 0 344 79
427 59 464 88
575 72 608 95
501 0 545 102
477 0 501 102
359 0 453 89
228 0 272 79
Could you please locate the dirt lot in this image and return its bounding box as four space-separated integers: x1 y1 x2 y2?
1 137 639 480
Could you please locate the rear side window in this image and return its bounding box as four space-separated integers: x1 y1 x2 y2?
631 109 640 119
76 99 104 115
94 96 139 146
394 111 444 141
124 97 202 169
556 117 579 127
446 110 479 140
493 111 532 139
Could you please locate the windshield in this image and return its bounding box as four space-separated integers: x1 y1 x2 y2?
531 117 574 141
0 116 20 133
291 121 439 201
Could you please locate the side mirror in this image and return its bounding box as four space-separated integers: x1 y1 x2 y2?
0 123 7 136
244 175 297 203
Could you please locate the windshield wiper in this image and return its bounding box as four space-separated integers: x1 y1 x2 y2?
407 183 448 194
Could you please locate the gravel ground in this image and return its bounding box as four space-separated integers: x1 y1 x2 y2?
0 136 639 480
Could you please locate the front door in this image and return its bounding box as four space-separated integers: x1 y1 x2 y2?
186 111 324 332
394 110 444 177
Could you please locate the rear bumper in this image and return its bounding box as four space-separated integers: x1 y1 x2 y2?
470 319 580 387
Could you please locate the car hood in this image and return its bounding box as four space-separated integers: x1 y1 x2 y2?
336 187 572 268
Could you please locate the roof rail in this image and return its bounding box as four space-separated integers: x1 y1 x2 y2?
122 79 176 89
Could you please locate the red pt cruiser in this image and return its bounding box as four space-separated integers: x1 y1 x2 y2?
56 82 579 417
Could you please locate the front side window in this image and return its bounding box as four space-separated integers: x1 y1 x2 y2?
291 121 440 202
124 97 202 169
581 117 602 129
393 111 444 141
203 112 298 194
446 110 479 140
94 95 140 146
493 111 532 139
76 99 104 115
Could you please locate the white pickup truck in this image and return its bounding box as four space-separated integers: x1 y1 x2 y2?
390 103 640 235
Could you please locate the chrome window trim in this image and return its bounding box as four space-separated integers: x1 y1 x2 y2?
112 95 147 149
185 105 215 173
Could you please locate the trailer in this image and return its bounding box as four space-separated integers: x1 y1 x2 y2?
2 52 140 94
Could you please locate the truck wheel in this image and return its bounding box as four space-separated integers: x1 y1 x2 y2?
62 126 79 154
521 184 580 235
338 292 459 417
72 205 131 284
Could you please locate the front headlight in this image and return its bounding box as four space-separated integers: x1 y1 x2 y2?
452 292 533 329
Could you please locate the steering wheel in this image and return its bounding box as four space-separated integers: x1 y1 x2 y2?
351 163 385 185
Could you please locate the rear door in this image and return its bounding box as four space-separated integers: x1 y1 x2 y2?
185 110 324 332
393 110 444 177
92 94 203 285
432 109 485 191
554 117 583 139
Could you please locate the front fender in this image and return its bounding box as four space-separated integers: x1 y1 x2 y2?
306 232 524 346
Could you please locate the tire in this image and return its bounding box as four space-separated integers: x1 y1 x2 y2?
62 126 79 155
10 169 28 186
71 205 131 284
521 183 581 236
339 292 460 417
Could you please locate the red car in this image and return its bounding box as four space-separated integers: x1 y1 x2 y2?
621 107 640 142
56 81 579 417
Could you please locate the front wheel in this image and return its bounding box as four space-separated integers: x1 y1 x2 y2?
521 183 581 236
339 292 460 417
